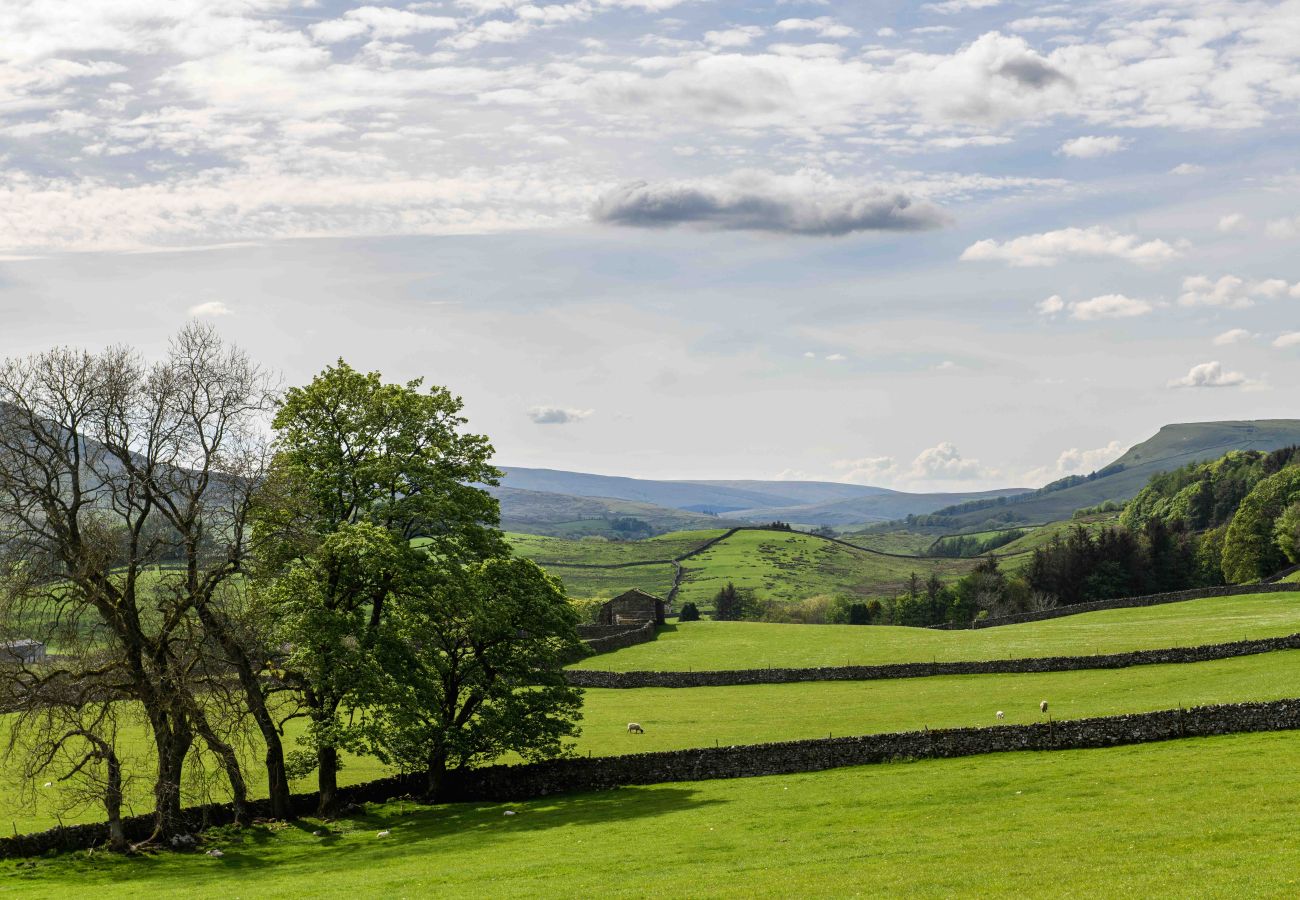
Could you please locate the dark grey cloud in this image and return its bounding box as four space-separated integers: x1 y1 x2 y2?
996 57 1072 89
592 178 949 236
528 406 593 425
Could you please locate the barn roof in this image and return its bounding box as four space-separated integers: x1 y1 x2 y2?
609 588 665 603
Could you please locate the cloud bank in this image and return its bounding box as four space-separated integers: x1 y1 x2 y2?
592 174 949 236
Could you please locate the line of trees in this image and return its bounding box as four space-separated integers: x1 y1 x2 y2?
0 328 583 849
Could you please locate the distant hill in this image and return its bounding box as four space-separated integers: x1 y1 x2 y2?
496 467 1032 532
729 488 1032 526
497 468 893 514
919 420 1300 531
492 486 741 538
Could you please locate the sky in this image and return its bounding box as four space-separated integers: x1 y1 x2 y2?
1 0 1299 491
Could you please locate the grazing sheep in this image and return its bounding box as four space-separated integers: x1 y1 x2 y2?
1040 700 1049 714
504 810 516 816
206 849 224 858
996 711 1005 720
377 830 391 838
627 722 645 734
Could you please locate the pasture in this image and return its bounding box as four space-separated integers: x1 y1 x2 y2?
672 530 970 606
5 732 1300 897
569 591 1300 671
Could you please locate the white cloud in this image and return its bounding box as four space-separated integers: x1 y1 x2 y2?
832 455 898 485
311 7 458 43
188 300 232 317
774 17 857 39
1068 293 1153 320
1167 361 1250 389
1007 17 1080 32
1170 163 1205 176
527 405 594 424
1036 294 1065 315
1056 135 1129 158
1022 439 1124 486
1213 328 1252 346
1216 213 1246 234
961 226 1180 267
1178 275 1294 309
1266 217 1300 239
703 26 764 48
825 352 847 361
1274 332 1300 349
923 0 1001 14
910 441 985 480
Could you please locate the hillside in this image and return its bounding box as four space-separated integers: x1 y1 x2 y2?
920 420 1300 532
492 486 740 537
496 466 1031 530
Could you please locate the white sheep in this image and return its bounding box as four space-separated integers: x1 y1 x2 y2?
627 722 645 734
996 711 1005 720
1040 700 1049 714
377 830 391 838
206 849 224 858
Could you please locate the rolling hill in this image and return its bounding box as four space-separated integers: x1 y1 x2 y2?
918 419 1300 532
494 467 1031 532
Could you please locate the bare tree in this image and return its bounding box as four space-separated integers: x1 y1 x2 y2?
0 324 276 841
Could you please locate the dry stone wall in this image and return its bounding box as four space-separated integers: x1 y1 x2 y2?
7 699 1300 859
441 699 1300 802
564 632 1300 688
934 582 1299 630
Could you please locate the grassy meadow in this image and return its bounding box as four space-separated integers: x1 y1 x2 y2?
672 530 971 606
6 732 1300 898
569 591 1300 670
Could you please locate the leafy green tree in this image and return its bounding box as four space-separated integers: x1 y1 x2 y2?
678 601 701 622
1222 467 1300 582
712 582 759 621
252 361 502 814
1274 502 1300 565
371 557 583 800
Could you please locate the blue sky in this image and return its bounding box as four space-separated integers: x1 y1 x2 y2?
1 0 1299 489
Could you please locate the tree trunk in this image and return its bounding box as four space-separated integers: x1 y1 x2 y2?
195 604 293 819
317 744 339 817
424 750 448 804
151 729 192 843
104 750 127 853
193 715 249 826
262 727 292 820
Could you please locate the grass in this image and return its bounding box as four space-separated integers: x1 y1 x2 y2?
5 731 1300 897
542 562 678 601
571 650 1300 755
11 643 1299 833
505 530 724 566
570 591 1300 671
674 530 971 605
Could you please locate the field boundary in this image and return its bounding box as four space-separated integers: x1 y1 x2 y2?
9 698 1300 858
564 631 1300 687
934 582 1298 630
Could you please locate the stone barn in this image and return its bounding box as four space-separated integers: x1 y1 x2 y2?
597 589 667 627
1 639 47 664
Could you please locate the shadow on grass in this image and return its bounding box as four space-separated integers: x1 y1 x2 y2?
65 785 724 883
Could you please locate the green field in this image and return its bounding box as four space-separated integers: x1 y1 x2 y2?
833 530 938 555
505 530 724 566
543 562 678 601
6 732 1300 898
570 591 1300 671
673 530 970 606
572 651 1300 755
9 633 1299 833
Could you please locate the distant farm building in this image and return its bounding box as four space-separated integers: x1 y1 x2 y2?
597 589 668 627
1 639 47 664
